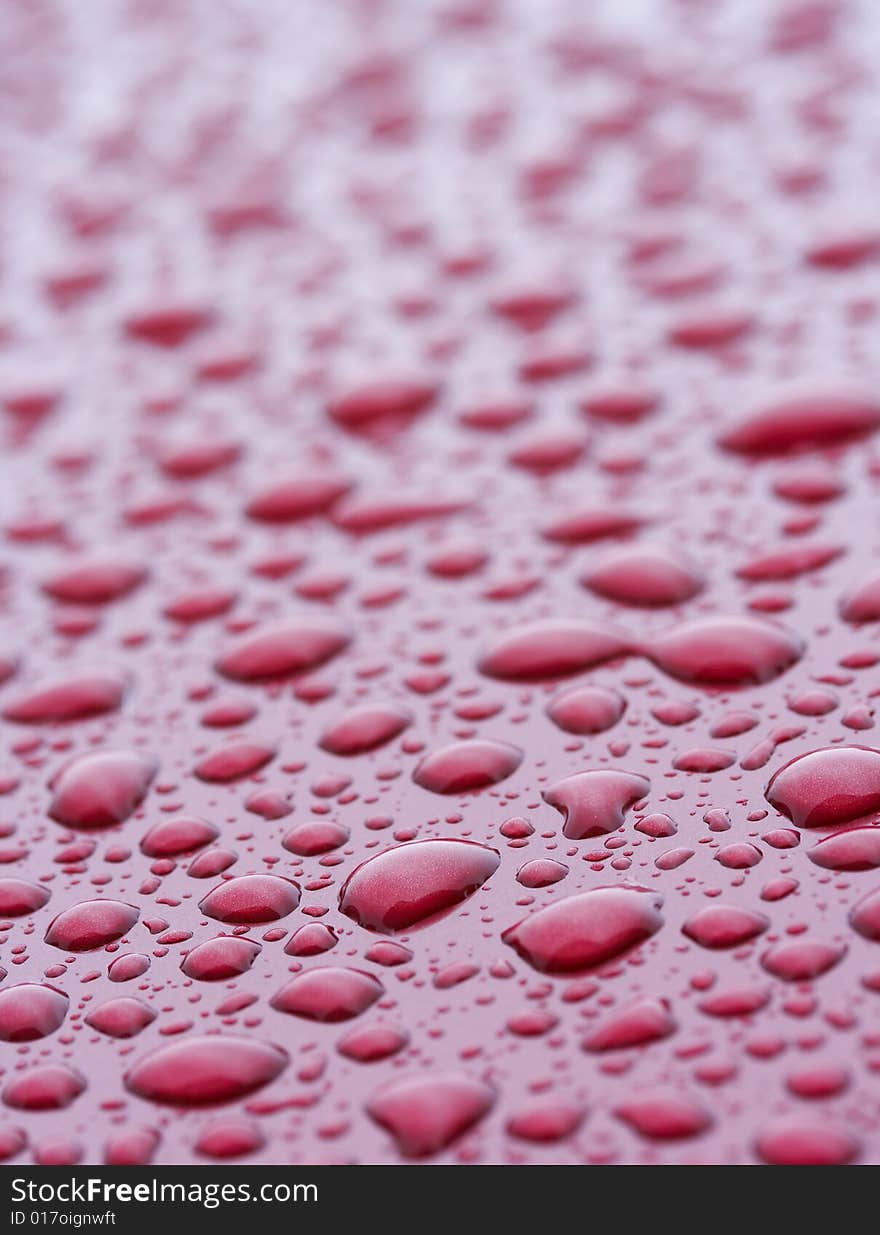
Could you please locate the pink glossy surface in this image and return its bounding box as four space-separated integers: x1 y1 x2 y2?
1 0 880 1166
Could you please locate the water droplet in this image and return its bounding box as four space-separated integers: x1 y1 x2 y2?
506 1099 586 1143
646 616 804 686
199 875 300 924
337 1024 409 1063
0 878 50 917
3 1066 85 1112
583 548 704 606
85 997 156 1038
48 750 157 829
0 984 68 1042
245 473 351 523
582 996 676 1052
542 508 644 545
340 839 499 933
181 937 262 980
718 387 880 456
194 741 276 783
283 821 350 857
479 620 631 681
682 905 769 949
45 900 139 951
42 556 147 605
215 622 351 681
196 1119 264 1159
125 1036 287 1106
140 816 218 858
761 939 845 981
503 887 664 974
615 1087 712 1140
543 770 650 839
3 672 126 723
546 685 626 735
516 859 568 888
319 704 412 755
756 1118 858 1165
366 1072 494 1157
766 746 880 828
413 739 522 793
271 967 384 1022
840 573 880 623
327 379 438 439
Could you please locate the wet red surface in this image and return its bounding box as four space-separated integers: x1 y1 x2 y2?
1 0 880 1166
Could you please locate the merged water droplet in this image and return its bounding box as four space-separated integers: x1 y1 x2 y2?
478 620 631 680
543 770 651 839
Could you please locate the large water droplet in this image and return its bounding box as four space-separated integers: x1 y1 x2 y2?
339 839 499 933
503 887 664 974
0 984 68 1042
181 937 262 980
546 685 626 735
583 548 704 607
271 967 384 1022
48 750 157 829
413 739 522 793
42 556 147 605
3 672 126 723
543 769 650 839
582 996 676 1052
766 746 880 828
646 616 804 686
682 904 769 949
478 620 631 680
3 1066 85 1111
125 1036 287 1106
199 875 300 924
319 704 412 755
215 621 351 681
719 387 880 455
366 1072 495 1157
45 900 139 951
